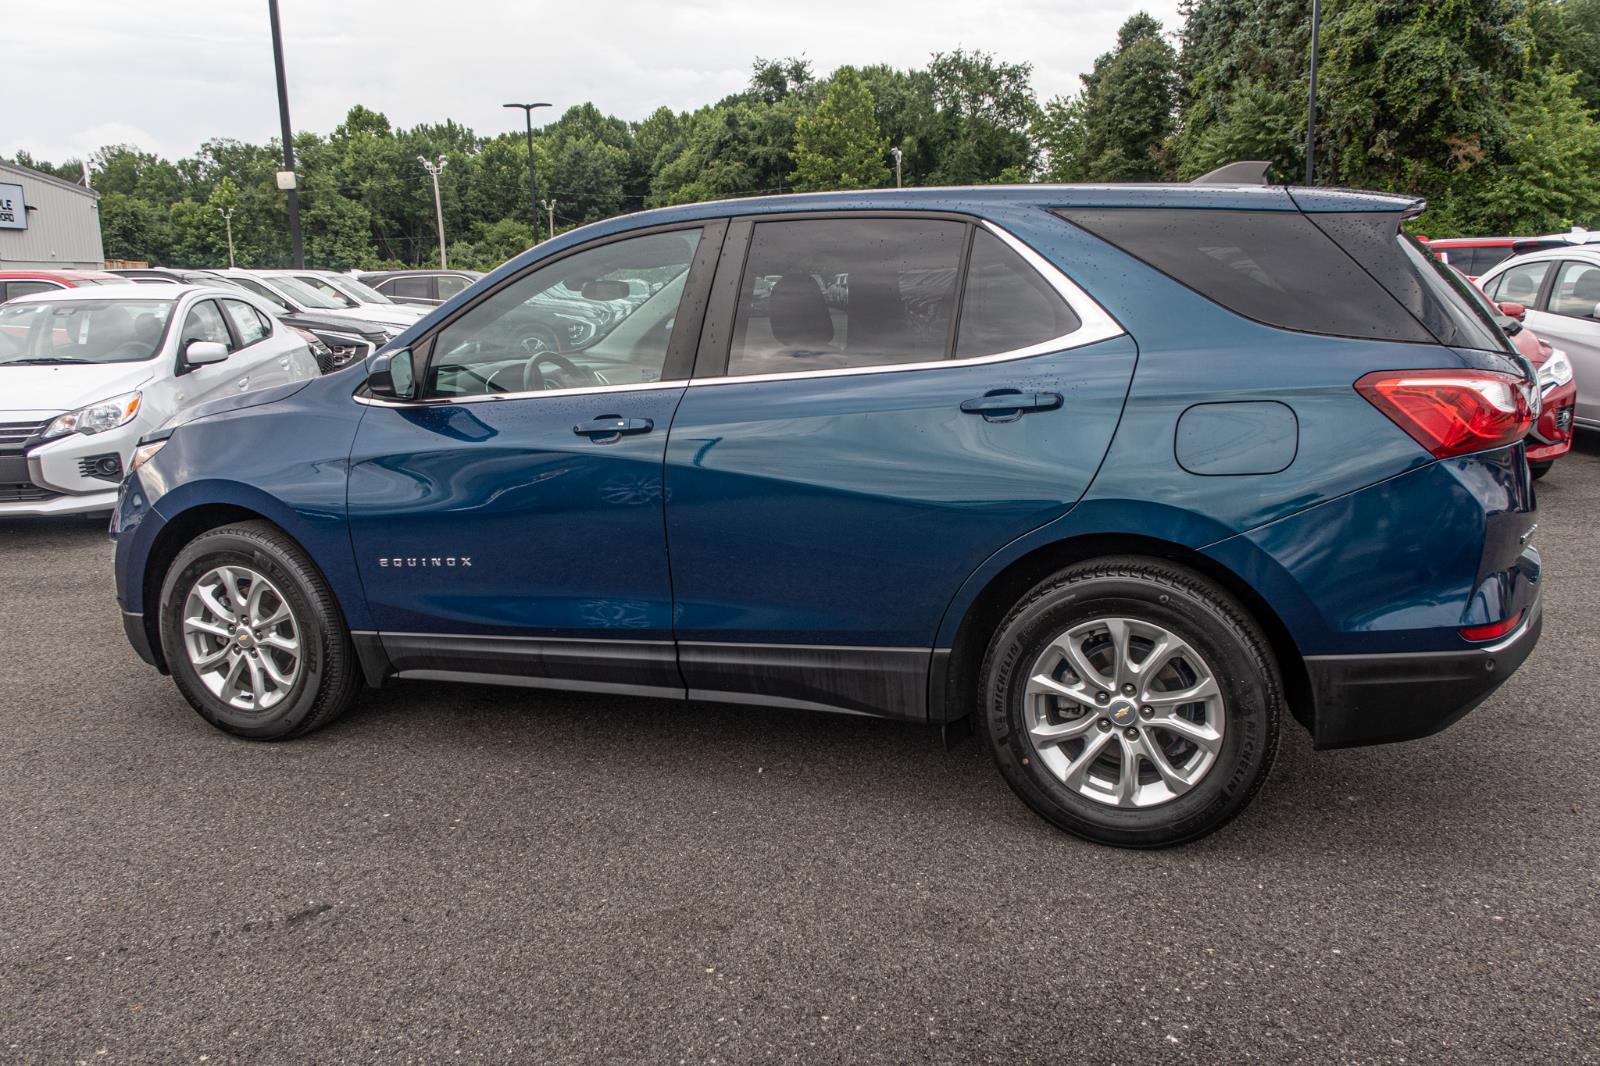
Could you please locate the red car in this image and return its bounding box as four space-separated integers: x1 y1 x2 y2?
0 269 125 304
1457 269 1575 476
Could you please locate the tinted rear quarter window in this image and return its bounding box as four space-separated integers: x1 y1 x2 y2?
1058 207 1435 344
955 229 1081 357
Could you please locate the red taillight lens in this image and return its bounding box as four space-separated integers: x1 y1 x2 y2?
1460 609 1524 642
1354 369 1535 460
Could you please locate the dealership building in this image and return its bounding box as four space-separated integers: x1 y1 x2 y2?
0 159 104 270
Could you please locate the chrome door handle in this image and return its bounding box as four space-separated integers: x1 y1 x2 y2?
960 390 1063 421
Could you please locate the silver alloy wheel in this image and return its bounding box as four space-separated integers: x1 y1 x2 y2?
181 565 302 712
1023 616 1225 808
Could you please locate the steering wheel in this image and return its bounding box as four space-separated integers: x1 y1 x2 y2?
520 350 595 392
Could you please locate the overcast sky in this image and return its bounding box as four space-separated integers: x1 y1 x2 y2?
6 0 1185 165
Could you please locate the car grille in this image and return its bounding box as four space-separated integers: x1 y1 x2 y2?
0 419 49 453
0 484 57 503
1555 407 1574 434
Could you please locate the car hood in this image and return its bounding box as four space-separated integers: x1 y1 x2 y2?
316 306 418 329
0 361 155 417
156 376 316 433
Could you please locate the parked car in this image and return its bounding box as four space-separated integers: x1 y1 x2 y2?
1477 247 1600 435
107 267 385 373
1454 267 1576 477
0 285 318 516
356 269 484 306
0 268 125 303
220 269 421 332
1424 237 1524 280
114 180 1542 848
280 270 425 323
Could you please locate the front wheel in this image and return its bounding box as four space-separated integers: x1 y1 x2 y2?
158 521 361 740
1530 460 1552 480
979 558 1281 848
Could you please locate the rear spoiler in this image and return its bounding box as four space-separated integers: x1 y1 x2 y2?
1190 161 1271 185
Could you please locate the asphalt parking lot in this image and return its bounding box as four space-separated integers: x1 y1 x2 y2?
2 439 1598 1064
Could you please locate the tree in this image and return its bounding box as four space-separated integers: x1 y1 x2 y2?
925 49 1039 182
790 68 890 191
1073 13 1180 181
98 192 166 263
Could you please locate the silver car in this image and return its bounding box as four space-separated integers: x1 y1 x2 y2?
1479 246 1600 431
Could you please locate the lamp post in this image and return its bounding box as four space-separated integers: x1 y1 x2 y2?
1305 0 1321 185
890 146 903 189
267 0 303 267
217 207 236 267
541 199 557 238
503 102 551 242
419 155 448 268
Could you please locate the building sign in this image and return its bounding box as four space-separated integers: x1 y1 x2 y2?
0 183 25 229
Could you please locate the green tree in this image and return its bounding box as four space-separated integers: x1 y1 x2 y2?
98 192 166 263
925 49 1039 182
1074 13 1180 181
790 67 890 190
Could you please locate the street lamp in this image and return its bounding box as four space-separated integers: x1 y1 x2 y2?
267 0 303 267
418 155 448 269
1305 0 1321 185
540 199 557 239
503 102 551 243
217 207 236 268
890 146 903 189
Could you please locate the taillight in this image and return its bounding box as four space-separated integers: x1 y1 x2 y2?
1354 369 1535 460
1460 609 1524 642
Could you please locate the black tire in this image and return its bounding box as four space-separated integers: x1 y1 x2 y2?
978 557 1281 848
158 521 361 740
1530 460 1552 480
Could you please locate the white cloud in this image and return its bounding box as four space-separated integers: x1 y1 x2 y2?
3 0 1185 163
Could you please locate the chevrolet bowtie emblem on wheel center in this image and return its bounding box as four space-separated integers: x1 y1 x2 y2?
1109 700 1138 725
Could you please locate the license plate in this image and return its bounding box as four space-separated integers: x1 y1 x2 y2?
0 455 32 486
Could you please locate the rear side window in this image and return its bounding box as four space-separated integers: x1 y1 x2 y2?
1058 207 1434 345
955 229 1081 358
1549 260 1600 319
4 281 59 300
392 277 433 300
727 218 964 377
1484 260 1552 306
437 275 471 298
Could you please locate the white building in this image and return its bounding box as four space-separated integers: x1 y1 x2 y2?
0 159 104 269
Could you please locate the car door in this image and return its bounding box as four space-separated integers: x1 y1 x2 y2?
219 297 304 388
1526 259 1600 426
169 297 245 411
345 222 723 694
662 214 1138 720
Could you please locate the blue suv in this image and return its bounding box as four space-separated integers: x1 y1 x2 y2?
112 177 1543 846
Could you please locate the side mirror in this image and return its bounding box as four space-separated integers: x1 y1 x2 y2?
1498 301 1526 321
185 340 229 367
367 348 418 401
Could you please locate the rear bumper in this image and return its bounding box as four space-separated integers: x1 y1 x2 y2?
1303 591 1542 749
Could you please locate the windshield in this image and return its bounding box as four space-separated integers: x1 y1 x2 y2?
323 275 396 305
223 275 294 313
292 274 361 308
0 299 174 365
261 275 344 310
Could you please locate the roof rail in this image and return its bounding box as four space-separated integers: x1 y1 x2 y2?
1190 161 1272 186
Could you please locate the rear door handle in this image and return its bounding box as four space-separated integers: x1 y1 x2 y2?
960 390 1063 420
573 415 654 441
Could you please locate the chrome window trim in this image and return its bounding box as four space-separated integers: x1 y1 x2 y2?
351 217 1124 408
686 219 1123 388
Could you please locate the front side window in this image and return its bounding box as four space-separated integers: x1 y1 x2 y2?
0 299 174 365
221 299 271 346
956 229 1081 358
1484 260 1551 306
1548 261 1600 320
426 228 701 398
180 299 236 353
392 277 432 300
728 218 964 377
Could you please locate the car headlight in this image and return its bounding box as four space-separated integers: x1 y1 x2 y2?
128 438 167 474
1539 349 1574 389
41 391 142 439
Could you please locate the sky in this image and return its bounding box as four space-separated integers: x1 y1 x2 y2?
5 0 1185 166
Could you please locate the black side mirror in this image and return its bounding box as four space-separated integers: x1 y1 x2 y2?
367 348 418 401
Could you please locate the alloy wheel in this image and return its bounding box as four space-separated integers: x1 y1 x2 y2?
181 565 303 712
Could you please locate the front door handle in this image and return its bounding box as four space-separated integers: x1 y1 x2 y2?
573 415 654 441
960 390 1063 421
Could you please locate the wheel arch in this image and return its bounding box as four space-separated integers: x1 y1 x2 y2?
932 532 1313 734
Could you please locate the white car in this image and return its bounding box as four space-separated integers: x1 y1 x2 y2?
281 270 427 324
0 285 320 517
1478 247 1600 431
219 269 423 331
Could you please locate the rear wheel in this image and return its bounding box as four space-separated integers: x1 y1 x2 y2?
979 557 1281 847
158 521 360 739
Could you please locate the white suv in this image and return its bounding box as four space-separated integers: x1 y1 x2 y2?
0 285 320 517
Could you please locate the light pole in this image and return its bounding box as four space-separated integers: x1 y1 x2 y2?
418 155 448 268
1305 0 1321 185
267 0 303 267
503 102 551 243
217 207 236 267
890 146 903 188
541 199 557 238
